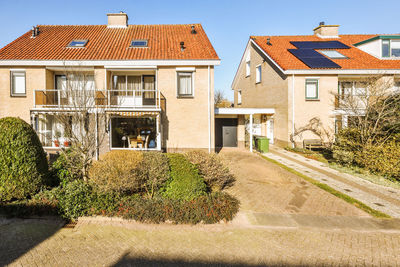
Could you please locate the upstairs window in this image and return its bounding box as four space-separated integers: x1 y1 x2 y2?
67 40 88 47
256 65 262 83
382 39 400 58
245 51 250 77
319 50 347 59
237 90 242 105
11 71 26 96
177 72 194 97
305 79 319 100
130 39 148 47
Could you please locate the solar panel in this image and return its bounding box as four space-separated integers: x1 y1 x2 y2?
290 41 350 49
288 48 342 69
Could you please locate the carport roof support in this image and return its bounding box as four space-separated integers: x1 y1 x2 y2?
214 108 275 115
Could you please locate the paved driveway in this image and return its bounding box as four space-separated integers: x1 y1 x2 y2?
221 148 368 218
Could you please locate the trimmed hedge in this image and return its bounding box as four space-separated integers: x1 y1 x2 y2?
0 117 49 202
162 153 207 200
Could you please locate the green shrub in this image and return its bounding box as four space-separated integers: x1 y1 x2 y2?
89 150 144 194
56 180 95 219
112 192 239 224
138 152 170 198
184 150 235 191
359 139 400 181
51 149 83 186
0 117 49 202
332 128 363 165
162 154 207 200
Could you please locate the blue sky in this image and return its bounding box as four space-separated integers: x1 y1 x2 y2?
0 0 398 100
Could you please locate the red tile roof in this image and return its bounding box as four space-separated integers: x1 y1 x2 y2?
0 24 219 61
251 35 400 70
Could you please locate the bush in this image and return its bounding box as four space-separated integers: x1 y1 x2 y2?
0 117 49 202
56 180 96 219
138 152 170 198
110 192 239 224
332 128 363 165
51 149 83 186
359 139 400 181
184 150 235 191
162 153 207 200
89 150 144 194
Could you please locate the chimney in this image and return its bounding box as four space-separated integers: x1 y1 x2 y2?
107 12 128 28
313 22 339 38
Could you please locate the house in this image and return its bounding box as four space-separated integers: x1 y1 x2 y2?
0 12 220 155
225 23 400 149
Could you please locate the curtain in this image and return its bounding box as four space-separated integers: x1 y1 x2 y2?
178 73 192 95
306 82 317 98
127 76 141 96
143 76 155 98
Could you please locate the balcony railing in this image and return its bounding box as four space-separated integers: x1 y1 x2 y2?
34 89 161 110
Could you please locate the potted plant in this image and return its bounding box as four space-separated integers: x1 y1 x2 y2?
54 130 61 147
63 140 70 147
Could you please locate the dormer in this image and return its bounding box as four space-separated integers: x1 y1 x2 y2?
355 36 400 59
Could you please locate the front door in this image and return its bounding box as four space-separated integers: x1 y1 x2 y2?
222 126 237 147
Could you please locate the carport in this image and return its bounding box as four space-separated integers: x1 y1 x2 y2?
215 108 275 152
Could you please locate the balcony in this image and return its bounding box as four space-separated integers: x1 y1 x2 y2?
33 89 161 110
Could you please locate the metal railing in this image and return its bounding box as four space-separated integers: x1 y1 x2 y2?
34 89 161 109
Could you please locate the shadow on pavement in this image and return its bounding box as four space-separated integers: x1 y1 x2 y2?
0 203 64 266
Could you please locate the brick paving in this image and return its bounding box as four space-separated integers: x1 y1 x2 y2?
265 146 400 218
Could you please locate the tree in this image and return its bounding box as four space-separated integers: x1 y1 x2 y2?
335 75 400 145
49 67 111 181
214 89 232 108
290 117 334 148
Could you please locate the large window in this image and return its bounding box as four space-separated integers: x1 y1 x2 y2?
382 39 400 58
177 72 193 97
305 79 319 100
256 65 262 83
11 71 26 96
111 117 157 149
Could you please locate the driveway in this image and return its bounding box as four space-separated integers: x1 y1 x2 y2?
220 148 368 218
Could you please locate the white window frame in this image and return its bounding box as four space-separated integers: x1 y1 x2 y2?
10 70 26 96
245 50 251 77
237 90 242 105
255 64 262 83
382 39 400 58
176 71 195 97
305 78 319 100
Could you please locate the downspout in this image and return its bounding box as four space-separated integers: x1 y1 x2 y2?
292 74 295 148
208 65 211 153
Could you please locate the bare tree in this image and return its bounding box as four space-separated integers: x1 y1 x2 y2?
334 75 400 145
290 117 334 148
53 67 110 181
214 89 232 108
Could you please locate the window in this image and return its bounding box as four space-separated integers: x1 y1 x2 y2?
130 39 148 47
67 40 88 47
11 71 26 96
177 72 194 97
245 51 250 77
256 65 262 83
305 79 319 100
319 50 347 59
237 90 242 105
382 39 400 58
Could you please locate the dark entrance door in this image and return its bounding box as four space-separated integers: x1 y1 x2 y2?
222 126 237 147
215 118 238 148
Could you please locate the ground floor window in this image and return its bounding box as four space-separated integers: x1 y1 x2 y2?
111 117 158 149
33 114 72 148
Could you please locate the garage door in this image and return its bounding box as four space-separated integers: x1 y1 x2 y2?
215 118 238 148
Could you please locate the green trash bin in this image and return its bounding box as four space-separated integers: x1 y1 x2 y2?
257 137 269 153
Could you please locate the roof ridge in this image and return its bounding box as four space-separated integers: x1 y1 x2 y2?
37 23 203 27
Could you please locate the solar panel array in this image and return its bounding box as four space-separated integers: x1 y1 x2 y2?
288 41 350 69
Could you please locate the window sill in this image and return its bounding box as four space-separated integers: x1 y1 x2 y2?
177 95 194 99
255 81 261 84
305 98 320 101
11 94 27 97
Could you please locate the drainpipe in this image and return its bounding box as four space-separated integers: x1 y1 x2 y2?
292 74 295 148
95 109 98 160
208 65 211 153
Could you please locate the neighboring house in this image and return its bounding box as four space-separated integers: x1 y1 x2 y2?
227 23 400 148
0 12 220 154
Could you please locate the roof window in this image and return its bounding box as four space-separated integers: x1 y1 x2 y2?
67 40 88 47
130 39 148 47
319 50 347 59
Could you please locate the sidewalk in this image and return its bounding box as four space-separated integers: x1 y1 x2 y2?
264 146 400 218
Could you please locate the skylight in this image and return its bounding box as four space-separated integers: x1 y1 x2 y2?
130 40 148 47
319 50 347 59
67 40 88 47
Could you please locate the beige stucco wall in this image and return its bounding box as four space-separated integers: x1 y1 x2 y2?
0 67 47 122
288 75 337 146
232 43 289 146
158 66 214 151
